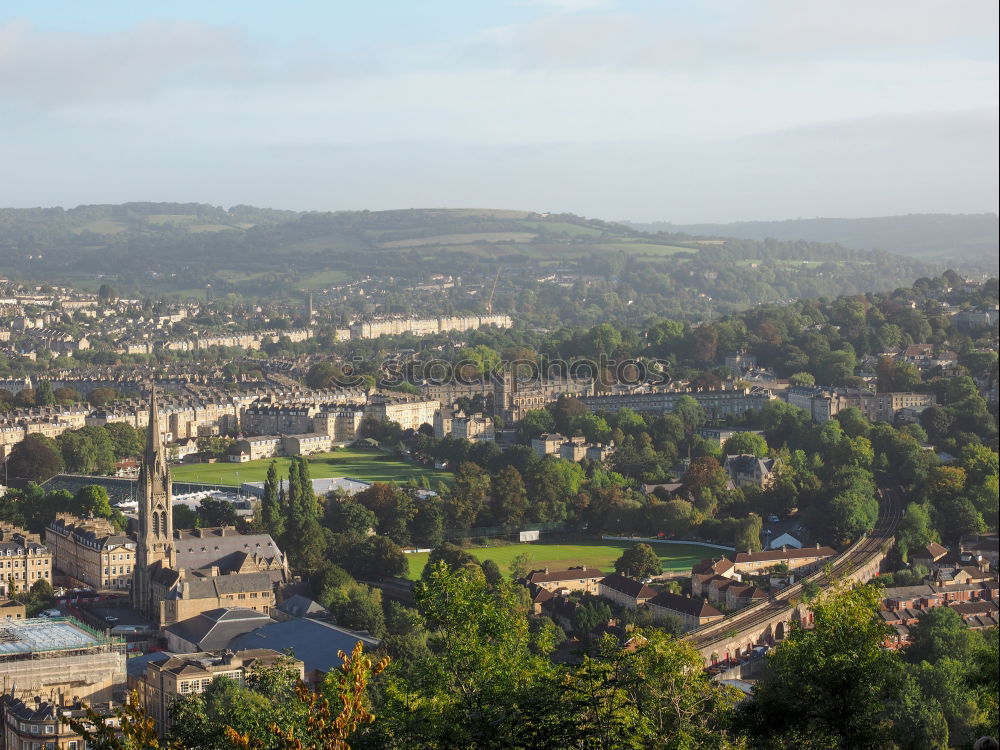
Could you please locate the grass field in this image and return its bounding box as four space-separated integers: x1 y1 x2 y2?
171 447 451 487
297 269 350 289
403 540 722 581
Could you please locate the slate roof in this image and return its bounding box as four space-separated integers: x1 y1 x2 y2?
598 574 656 600
126 650 172 679
648 592 722 618
228 618 381 676
165 607 275 651
177 571 275 599
691 557 735 576
525 566 604 585
173 527 285 574
276 595 329 619
734 546 837 564
914 542 948 560
948 600 999 617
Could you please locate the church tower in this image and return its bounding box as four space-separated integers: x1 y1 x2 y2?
131 388 175 618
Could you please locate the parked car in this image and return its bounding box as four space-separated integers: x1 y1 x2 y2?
766 514 780 523
104 615 119 624
41 608 62 618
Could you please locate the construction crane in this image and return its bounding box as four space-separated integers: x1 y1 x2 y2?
487 266 502 315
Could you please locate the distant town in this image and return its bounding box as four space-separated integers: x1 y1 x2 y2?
0 262 996 747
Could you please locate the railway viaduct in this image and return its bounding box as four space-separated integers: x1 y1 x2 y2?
683 485 901 665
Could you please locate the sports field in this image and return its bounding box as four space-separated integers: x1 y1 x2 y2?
403 540 721 581
170 447 451 487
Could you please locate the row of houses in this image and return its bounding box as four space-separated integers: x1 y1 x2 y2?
348 314 512 340
785 386 935 424
530 433 616 463
521 566 725 632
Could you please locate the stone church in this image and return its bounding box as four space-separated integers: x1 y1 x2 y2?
131 391 286 628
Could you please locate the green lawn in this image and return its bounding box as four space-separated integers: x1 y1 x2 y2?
403 540 722 581
171 447 451 487
297 269 350 289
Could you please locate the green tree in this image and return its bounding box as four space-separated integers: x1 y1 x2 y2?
614 543 663 579
325 498 377 536
260 461 285 540
422 542 477 579
905 606 985 666
74 485 113 519
447 461 490 529
7 433 64 482
491 465 529 531
173 504 199 530
36 379 56 406
741 583 928 749
721 431 768 457
198 497 238 527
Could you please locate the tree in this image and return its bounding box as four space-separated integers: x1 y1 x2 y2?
549 395 589 434
905 606 986 666
75 485 113 519
359 535 408 580
683 456 729 500
305 360 344 389
721 431 768 457
198 497 238 527
835 407 870 438
411 496 446 548
327 581 388 637
572 598 614 637
422 542 477 578
491 465 529 531
260 461 285 540
897 502 938 561
620 629 746 748
518 408 556 441
87 387 119 407
325 498 377 536
104 422 143 458
35 379 56 406
389 562 549 746
173 504 199 530
614 543 663 579
672 395 706 438
447 461 490 529
788 371 815 386
480 558 503 587
7 433 64 482
741 583 931 749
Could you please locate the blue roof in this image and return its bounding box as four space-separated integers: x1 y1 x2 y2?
227 619 380 675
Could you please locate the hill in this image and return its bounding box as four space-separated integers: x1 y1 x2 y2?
0 203 941 316
627 214 998 269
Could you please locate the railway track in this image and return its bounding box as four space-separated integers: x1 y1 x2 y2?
684 484 903 651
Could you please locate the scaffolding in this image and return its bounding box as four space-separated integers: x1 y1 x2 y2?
0 617 126 704
0 617 123 658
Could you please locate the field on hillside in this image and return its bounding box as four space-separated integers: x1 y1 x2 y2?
170 447 451 487
403 540 720 581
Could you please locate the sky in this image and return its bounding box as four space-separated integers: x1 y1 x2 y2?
1 1 997 222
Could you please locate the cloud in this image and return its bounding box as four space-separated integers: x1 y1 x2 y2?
516 0 616 12
471 0 997 71
0 19 255 104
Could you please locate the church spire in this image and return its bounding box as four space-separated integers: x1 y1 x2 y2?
132 386 175 621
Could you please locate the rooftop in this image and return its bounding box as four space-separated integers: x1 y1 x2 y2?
0 616 117 657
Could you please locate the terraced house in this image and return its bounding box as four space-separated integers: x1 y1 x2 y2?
0 526 52 596
45 514 136 591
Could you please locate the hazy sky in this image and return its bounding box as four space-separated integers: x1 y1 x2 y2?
1 1 997 222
